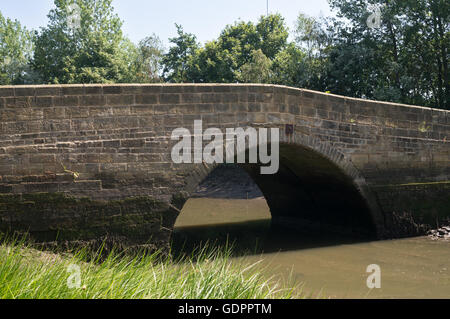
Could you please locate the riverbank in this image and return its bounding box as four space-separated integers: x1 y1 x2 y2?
428 226 450 240
0 236 302 299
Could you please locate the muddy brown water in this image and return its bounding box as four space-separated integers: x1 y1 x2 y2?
172 197 450 299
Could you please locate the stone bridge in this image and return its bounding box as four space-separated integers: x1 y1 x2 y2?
0 84 448 251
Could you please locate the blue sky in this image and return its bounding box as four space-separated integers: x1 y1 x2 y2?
0 0 332 45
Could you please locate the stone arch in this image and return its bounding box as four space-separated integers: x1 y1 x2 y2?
173 131 384 239
285 131 385 236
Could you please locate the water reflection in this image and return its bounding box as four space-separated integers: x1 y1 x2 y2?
172 218 370 259
171 197 450 299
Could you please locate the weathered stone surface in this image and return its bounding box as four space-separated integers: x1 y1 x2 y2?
0 84 448 251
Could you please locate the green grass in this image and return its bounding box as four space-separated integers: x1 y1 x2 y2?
0 235 304 299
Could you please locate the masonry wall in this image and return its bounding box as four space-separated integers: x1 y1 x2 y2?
0 84 448 248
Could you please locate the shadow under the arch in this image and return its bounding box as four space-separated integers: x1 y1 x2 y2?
171 138 380 258
170 163 374 259
170 218 372 259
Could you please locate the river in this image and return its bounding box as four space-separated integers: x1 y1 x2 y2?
172 197 450 299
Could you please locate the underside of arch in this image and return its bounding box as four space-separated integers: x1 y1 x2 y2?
230 143 380 238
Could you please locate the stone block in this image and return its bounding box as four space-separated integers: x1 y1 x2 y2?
0 87 14 97
61 86 84 95
160 94 180 104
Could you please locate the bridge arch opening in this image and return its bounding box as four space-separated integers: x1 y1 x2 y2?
242 143 378 237
171 142 378 256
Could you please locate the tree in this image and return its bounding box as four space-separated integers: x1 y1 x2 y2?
162 24 199 83
0 11 35 84
326 0 449 109
132 34 165 83
291 13 332 91
187 20 260 83
33 0 134 84
237 49 273 83
173 14 289 84
398 0 449 109
257 14 289 60
187 40 236 83
272 43 308 87
295 13 324 57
